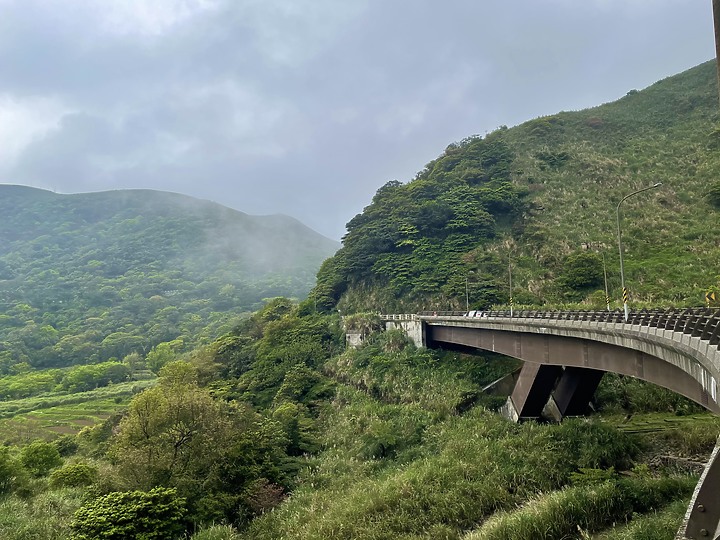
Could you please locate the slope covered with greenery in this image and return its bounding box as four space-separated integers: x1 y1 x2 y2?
315 60 720 313
0 61 719 540
0 186 338 370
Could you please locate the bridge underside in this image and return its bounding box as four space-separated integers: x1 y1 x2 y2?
426 325 717 420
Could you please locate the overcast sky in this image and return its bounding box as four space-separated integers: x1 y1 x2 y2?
0 0 714 239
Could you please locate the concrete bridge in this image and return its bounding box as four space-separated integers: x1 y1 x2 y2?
381 308 720 540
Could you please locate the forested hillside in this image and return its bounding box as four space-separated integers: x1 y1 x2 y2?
315 60 720 313
0 187 338 370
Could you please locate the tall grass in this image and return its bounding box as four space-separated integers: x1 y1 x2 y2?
190 524 243 540
462 477 695 540
592 498 688 539
242 410 639 540
0 488 86 540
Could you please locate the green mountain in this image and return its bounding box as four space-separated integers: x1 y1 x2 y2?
0 186 338 370
315 60 720 313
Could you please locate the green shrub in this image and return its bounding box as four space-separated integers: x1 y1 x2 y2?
49 463 98 488
560 252 603 291
707 180 720 208
0 446 24 494
71 487 186 540
20 441 62 477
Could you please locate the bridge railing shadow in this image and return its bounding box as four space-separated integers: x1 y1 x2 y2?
417 308 720 349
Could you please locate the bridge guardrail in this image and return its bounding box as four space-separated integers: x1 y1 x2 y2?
417 308 720 349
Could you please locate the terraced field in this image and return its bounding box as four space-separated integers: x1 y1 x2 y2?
0 379 156 444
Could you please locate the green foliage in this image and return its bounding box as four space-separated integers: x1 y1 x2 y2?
245 409 645 539
110 380 231 490
49 462 98 488
553 419 638 470
19 441 63 477
0 488 86 540
569 466 617 485
0 187 337 370
191 525 242 540
0 446 24 494
707 180 720 208
593 498 689 540
559 251 603 291
60 361 131 392
313 133 522 311
146 339 184 374
70 487 186 540
594 374 704 414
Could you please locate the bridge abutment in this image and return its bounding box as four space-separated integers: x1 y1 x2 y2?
383 318 425 348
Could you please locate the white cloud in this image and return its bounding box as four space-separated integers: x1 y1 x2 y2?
0 96 68 170
94 0 220 36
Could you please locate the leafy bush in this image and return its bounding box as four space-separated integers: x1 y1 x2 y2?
71 487 186 540
49 463 98 488
560 252 603 291
706 180 720 208
0 446 25 494
20 441 62 477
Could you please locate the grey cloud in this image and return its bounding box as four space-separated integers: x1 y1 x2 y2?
1 0 714 239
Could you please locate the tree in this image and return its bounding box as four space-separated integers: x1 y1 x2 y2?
146 339 184 374
110 380 230 490
20 441 62 477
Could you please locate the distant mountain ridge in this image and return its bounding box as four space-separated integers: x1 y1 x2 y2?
0 186 339 369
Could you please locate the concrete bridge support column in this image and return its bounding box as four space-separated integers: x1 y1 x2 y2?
501 363 562 422
544 367 604 422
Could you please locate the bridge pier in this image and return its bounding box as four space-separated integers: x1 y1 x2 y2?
546 367 604 422
502 363 563 421
501 364 602 422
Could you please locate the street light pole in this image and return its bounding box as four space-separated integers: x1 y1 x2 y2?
616 182 662 321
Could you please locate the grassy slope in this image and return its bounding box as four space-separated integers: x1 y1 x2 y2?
505 60 720 305
236 333 715 540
